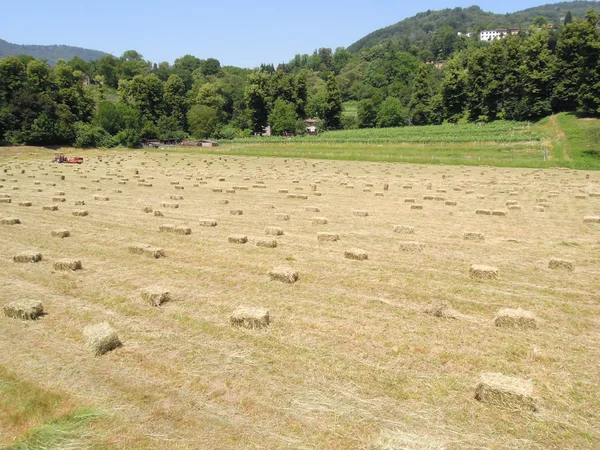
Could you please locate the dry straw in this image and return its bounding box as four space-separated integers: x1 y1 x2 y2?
128 244 165 258
393 225 414 234
353 210 369 217
3 300 44 320
256 239 277 248
72 209 89 216
548 258 573 271
83 322 122 356
269 266 298 283
345 248 368 261
265 226 284 236
464 232 485 241
230 306 270 329
312 217 329 225
398 242 425 252
317 232 339 242
199 219 218 227
494 308 538 330
13 251 42 263
469 264 498 280
475 372 539 412
53 259 83 271
51 229 70 238
423 301 456 319
228 234 248 244
141 287 171 306
1 217 20 224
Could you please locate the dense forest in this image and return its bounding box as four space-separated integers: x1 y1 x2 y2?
0 5 599 148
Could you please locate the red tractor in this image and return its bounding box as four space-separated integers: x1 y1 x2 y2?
53 155 83 164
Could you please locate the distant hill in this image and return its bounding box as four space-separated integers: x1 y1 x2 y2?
0 39 108 65
348 1 600 52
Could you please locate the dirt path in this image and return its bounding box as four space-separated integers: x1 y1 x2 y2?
549 114 571 160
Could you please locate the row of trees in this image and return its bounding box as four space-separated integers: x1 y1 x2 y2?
0 10 598 147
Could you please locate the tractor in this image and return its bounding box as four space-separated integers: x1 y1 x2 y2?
53 154 83 164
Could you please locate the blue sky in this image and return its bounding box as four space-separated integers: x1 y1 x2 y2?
3 1 574 67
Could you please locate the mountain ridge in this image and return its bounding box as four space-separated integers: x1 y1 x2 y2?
0 38 108 65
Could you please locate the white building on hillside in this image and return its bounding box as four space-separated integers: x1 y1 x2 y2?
479 28 519 42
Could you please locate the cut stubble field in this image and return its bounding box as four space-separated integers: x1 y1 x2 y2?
1 147 599 449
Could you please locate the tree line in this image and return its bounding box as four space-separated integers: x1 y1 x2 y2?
0 10 598 147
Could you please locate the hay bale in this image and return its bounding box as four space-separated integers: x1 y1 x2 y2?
83 322 122 356
398 242 424 252
174 226 191 235
317 232 339 242
411 204 423 210
265 226 284 236
256 238 277 248
353 210 369 217
153 210 163 217
533 206 545 212
52 197 66 202
1 217 20 225
75 200 85 205
404 198 415 203
43 205 58 211
93 195 109 201
469 264 498 280
128 244 165 258
53 259 83 271
0 198 11 203
199 219 217 227
492 210 507 216
159 224 176 233
269 265 298 283
3 300 44 320
583 216 600 223
141 287 171 307
228 234 248 244
160 202 179 208
423 195 435 200
345 248 368 261
475 372 539 412
312 217 328 225
19 201 32 207
218 199 230 205
230 209 243 215
508 205 522 210
13 251 42 263
393 225 414 234
464 232 485 241
51 229 70 238
72 209 89 216
170 195 183 200
230 306 270 329
424 301 455 319
142 206 153 213
476 209 491 215
548 258 573 271
494 308 538 330
445 201 457 206
275 213 290 221
306 206 320 212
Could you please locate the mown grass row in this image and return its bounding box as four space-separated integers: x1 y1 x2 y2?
226 121 540 144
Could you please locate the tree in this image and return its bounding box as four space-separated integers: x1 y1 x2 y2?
357 99 377 128
245 70 271 132
163 75 187 128
376 97 405 127
187 105 218 138
27 60 50 93
268 99 297 135
441 54 468 122
564 11 573 26
120 74 164 122
0 57 26 101
322 73 342 130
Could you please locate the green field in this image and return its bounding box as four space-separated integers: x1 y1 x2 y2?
201 114 599 169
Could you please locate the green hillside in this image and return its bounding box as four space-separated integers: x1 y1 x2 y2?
0 39 107 65
349 1 600 52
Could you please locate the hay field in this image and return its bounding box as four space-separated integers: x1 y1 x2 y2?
1 147 599 449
